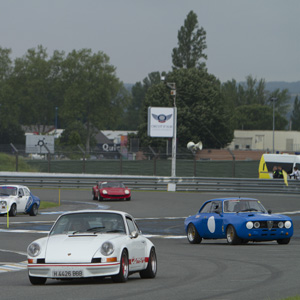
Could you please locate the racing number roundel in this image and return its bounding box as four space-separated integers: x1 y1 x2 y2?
207 216 216 233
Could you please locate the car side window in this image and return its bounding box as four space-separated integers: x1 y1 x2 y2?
126 217 137 234
200 202 212 213
24 188 30 196
211 201 222 213
18 188 24 197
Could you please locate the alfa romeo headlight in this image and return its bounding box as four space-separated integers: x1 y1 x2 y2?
101 241 114 256
246 221 253 229
285 221 292 229
278 221 284 228
125 190 130 195
27 242 41 257
254 221 260 229
102 190 108 195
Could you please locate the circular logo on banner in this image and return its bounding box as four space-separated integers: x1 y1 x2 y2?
207 216 216 233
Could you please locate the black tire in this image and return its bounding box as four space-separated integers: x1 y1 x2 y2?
187 223 202 244
29 275 47 285
29 203 38 216
140 247 157 279
112 250 129 283
126 197 131 201
9 203 17 217
226 225 242 245
92 191 97 200
277 238 291 245
98 194 103 201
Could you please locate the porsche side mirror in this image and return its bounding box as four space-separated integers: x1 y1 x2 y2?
130 231 139 239
268 209 272 214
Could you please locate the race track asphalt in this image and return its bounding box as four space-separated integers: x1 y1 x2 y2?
1 189 299 300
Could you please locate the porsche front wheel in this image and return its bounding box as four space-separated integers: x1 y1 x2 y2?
9 203 17 217
112 250 129 283
29 275 47 285
226 225 242 245
140 247 157 278
187 223 202 244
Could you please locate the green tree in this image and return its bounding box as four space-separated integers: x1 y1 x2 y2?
138 68 233 149
0 47 25 144
172 10 207 70
233 104 287 130
60 49 123 152
291 95 300 130
222 75 290 130
125 72 162 130
10 45 61 133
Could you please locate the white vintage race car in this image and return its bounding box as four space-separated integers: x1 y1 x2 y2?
27 210 157 284
0 185 40 216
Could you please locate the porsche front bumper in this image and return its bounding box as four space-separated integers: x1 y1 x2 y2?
28 261 120 278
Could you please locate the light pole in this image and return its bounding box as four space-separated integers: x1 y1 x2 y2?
270 97 277 153
55 107 58 134
166 82 177 177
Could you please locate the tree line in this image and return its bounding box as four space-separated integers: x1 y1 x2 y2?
0 11 299 152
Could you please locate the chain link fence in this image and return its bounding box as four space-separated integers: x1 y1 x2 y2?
0 144 260 178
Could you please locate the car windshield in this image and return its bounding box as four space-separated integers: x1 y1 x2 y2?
101 182 124 188
0 187 17 196
223 200 267 213
50 212 126 235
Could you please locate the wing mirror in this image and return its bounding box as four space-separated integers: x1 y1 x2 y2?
130 231 139 239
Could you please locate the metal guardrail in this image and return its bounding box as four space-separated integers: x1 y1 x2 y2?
0 172 299 194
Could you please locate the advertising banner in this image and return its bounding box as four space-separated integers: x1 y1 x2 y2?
147 107 176 138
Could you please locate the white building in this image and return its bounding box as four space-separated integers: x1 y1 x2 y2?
228 130 300 153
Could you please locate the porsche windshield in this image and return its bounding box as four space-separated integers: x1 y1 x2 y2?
50 212 126 235
223 200 267 213
0 186 17 196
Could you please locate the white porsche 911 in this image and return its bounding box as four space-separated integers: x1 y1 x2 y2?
27 210 157 285
0 185 40 216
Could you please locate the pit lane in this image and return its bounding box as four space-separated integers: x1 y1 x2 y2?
1 190 300 300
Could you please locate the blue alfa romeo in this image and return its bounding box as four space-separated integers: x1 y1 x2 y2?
184 197 293 245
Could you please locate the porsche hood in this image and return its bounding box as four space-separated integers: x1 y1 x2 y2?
45 234 123 263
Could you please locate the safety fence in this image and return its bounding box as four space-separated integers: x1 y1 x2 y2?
0 172 299 195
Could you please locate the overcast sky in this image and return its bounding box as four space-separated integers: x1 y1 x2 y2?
1 0 299 84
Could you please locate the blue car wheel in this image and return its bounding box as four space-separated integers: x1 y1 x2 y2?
187 223 202 244
226 225 242 245
277 238 291 245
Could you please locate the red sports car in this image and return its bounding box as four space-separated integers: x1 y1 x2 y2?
92 181 131 201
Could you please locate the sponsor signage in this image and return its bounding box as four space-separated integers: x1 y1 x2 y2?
147 107 176 137
26 135 55 154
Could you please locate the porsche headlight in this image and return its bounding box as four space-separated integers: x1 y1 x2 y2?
253 221 260 229
278 221 284 228
246 221 253 229
1 200 6 206
101 241 114 256
27 242 41 257
125 190 130 195
102 190 108 195
285 221 292 229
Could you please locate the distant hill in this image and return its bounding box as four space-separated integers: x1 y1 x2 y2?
125 81 300 96
265 81 300 96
